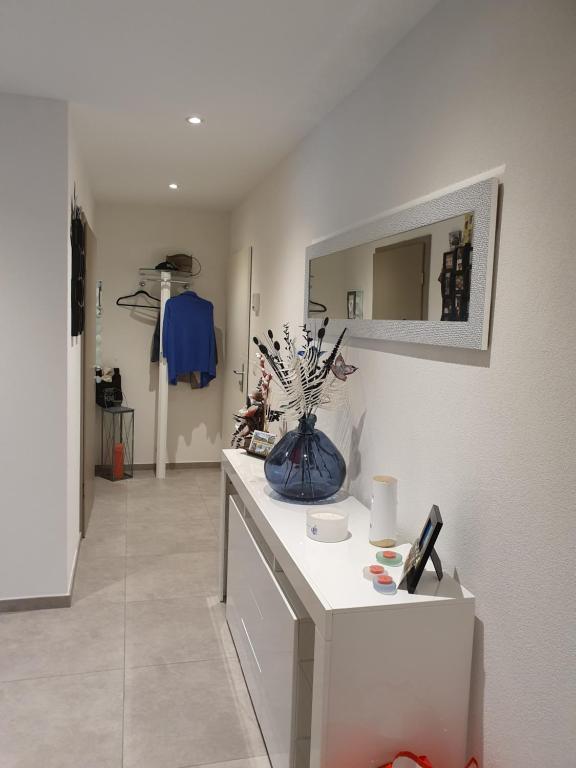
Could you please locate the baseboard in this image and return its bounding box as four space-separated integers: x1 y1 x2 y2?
0 592 72 613
131 461 221 471
0 536 80 614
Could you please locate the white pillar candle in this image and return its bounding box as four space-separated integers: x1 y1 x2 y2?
306 509 349 543
370 475 398 547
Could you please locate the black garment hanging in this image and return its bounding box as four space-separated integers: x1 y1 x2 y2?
70 192 86 337
151 315 161 363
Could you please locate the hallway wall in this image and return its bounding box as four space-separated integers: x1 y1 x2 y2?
0 93 70 599
231 0 576 765
94 203 228 465
67 117 96 577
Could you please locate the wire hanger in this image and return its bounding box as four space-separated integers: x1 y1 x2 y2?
116 288 160 310
308 269 327 313
308 298 327 313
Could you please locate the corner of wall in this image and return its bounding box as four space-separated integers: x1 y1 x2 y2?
66 109 96 581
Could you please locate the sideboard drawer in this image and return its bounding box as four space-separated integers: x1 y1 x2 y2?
226 496 305 768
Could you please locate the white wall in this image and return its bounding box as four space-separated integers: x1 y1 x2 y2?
0 94 70 599
95 203 228 464
67 119 96 578
231 1 576 765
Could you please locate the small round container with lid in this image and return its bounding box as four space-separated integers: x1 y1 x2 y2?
373 574 397 595
306 508 349 543
363 564 387 581
376 550 403 567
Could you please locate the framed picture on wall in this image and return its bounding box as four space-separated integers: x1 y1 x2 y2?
347 289 364 320
443 250 455 271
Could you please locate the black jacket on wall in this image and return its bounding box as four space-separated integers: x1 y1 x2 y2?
70 201 86 337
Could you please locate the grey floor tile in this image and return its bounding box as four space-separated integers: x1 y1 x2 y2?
72 555 126 605
126 495 208 523
125 551 219 601
91 495 127 514
0 669 124 768
126 518 217 556
198 482 221 498
127 478 200 499
0 601 125 682
123 659 266 768
93 478 128 501
126 596 235 668
165 469 205 487
86 516 127 538
194 478 221 495
80 528 127 559
203 495 221 512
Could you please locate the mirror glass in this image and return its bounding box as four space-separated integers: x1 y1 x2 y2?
309 212 474 323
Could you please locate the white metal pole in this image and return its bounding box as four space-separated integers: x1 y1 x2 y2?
155 271 170 479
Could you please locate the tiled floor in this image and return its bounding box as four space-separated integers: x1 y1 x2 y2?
0 468 270 768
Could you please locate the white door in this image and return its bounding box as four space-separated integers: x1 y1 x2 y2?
223 246 252 445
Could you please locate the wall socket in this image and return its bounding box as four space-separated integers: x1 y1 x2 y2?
251 292 260 316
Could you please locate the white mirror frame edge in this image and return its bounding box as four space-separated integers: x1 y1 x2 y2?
304 173 500 350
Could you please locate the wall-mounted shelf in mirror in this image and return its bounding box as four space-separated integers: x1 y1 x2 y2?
305 176 499 350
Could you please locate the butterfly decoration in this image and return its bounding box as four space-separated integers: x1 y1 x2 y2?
331 354 358 381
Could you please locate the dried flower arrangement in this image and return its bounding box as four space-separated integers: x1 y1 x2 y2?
252 318 357 421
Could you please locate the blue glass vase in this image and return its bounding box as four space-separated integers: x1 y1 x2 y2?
264 414 346 501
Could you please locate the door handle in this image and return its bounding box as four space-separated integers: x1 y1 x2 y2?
233 364 245 391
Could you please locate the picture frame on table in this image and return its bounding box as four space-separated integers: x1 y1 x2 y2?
247 430 276 458
399 505 443 594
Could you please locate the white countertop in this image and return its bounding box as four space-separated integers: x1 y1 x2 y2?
222 449 473 622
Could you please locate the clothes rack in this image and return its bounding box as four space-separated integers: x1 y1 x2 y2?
138 268 194 479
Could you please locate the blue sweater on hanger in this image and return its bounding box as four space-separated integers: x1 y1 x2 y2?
162 291 217 387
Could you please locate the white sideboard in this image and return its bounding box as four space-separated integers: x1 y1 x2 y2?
219 449 475 768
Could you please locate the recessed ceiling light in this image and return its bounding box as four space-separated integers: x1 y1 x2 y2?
169 183 178 190
186 115 203 125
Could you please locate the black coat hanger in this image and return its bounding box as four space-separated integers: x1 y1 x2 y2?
308 298 327 313
116 289 160 309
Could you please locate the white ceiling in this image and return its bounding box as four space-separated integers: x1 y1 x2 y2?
0 0 438 208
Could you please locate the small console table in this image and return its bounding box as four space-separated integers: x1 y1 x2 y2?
219 449 474 768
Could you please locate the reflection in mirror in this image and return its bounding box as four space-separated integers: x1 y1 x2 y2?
309 212 474 322
95 280 103 368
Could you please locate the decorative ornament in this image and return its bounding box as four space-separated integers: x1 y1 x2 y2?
231 356 282 449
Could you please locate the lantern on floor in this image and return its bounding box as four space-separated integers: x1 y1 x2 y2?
98 406 134 481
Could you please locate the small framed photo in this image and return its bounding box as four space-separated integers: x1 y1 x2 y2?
455 244 471 272
448 230 462 247
247 430 276 458
454 294 462 317
346 290 364 319
399 505 443 594
443 251 454 271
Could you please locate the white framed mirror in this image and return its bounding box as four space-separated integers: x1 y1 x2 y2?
305 176 499 350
